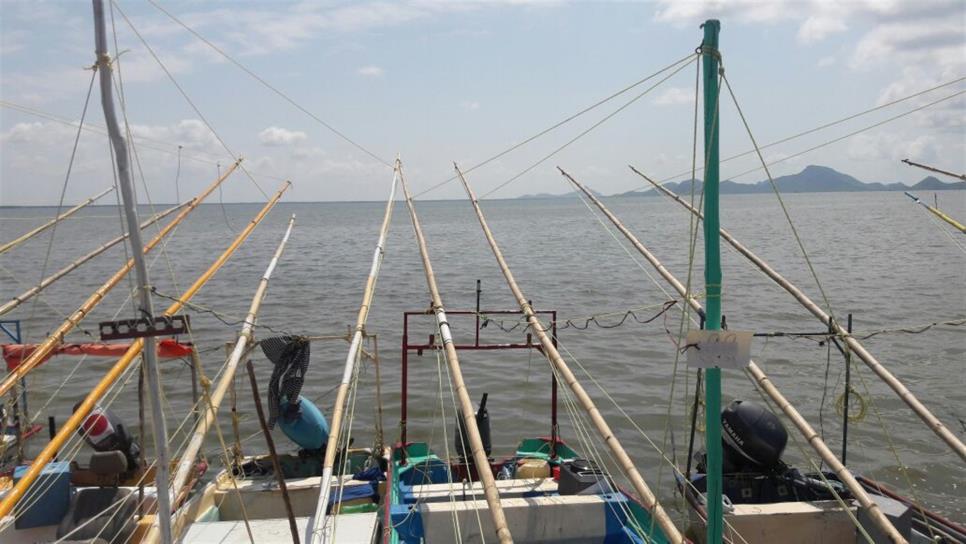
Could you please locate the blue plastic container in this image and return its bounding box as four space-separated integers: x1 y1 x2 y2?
278 395 330 450
12 461 72 529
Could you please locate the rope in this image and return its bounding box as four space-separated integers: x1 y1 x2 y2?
624 76 966 192
722 87 965 182
145 0 391 169
745 365 876 543
435 349 463 542
721 70 840 327
24 69 98 347
479 55 698 199
414 52 697 198
110 1 269 199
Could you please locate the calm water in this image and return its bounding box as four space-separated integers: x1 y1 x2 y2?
1 191 964 522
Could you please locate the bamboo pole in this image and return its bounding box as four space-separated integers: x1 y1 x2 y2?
0 202 188 317
562 167 907 544
455 164 683 544
0 186 114 255
0 159 241 398
633 166 966 462
309 164 399 544
903 191 966 233
400 164 514 544
159 214 295 542
901 158 966 182
0 180 290 524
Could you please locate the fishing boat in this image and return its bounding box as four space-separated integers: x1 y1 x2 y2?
557 19 966 544
0 1 291 541
2 4 963 544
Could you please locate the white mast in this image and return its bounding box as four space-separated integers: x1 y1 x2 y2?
156 215 296 542
92 1 172 542
310 163 399 544
399 163 514 544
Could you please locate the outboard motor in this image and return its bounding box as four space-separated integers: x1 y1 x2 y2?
720 399 788 473
73 401 140 471
456 393 491 459
277 395 330 451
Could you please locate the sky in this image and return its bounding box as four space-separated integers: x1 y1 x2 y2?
1 0 964 205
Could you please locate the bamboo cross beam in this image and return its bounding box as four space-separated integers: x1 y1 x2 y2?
401 163 514 544
632 166 966 462
455 164 683 544
0 180 290 524
0 201 188 317
0 186 114 255
155 214 295 544
309 164 399 544
562 167 907 544
901 158 966 182
0 160 241 398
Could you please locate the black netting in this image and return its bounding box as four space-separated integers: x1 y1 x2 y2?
259 336 310 428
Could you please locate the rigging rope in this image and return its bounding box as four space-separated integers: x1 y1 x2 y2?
479 56 698 199
110 0 269 199
145 0 392 169
24 69 98 347
414 52 698 198
624 76 966 192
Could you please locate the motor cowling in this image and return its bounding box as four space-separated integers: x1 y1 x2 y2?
456 393 491 459
721 399 787 471
73 402 140 471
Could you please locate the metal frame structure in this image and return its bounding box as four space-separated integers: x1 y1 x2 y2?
399 289 559 453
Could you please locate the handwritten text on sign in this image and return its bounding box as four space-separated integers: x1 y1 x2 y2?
684 330 753 369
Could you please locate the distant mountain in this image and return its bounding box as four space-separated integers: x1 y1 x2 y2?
517 189 603 199
617 165 966 197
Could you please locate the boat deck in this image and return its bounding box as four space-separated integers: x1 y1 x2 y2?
178 513 378 543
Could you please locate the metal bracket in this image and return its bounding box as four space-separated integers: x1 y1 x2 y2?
99 314 190 340
0 320 22 343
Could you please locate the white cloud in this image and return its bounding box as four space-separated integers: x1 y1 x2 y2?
460 100 481 111
357 65 385 77
258 126 308 147
817 56 836 68
652 86 693 106
797 15 848 44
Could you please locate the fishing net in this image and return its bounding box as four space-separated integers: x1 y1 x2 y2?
260 335 310 428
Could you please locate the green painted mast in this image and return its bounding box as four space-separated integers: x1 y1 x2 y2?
701 19 724 544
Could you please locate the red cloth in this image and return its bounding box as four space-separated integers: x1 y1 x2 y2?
2 339 193 370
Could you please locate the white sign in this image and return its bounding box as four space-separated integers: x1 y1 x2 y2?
684 330 753 369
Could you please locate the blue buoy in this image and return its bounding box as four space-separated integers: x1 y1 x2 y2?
277 396 330 450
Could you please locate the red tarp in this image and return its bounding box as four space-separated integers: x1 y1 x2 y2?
2 339 193 370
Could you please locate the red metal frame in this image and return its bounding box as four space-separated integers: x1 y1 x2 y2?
400 308 558 455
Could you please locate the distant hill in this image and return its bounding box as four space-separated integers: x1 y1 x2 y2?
518 189 604 199
616 165 966 197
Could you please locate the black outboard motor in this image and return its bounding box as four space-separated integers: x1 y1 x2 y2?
456 393 492 460
720 399 788 473
73 402 140 471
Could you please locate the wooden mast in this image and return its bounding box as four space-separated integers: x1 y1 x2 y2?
309 165 399 544
0 179 290 525
0 202 188 317
561 168 908 544
91 1 172 537
0 186 114 255
454 164 684 544
156 214 296 543
400 163 514 544
633 167 966 462
0 160 241 398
